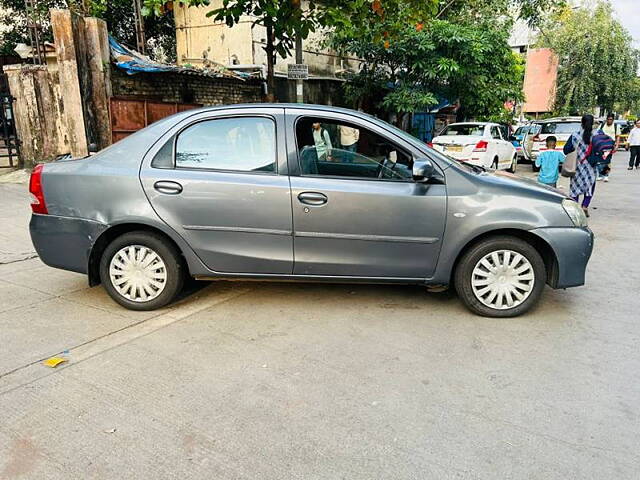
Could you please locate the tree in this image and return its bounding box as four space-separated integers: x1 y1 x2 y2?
0 0 176 60
142 0 321 100
540 1 639 115
328 2 524 124
208 0 318 100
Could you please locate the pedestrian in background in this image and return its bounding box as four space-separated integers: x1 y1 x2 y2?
338 124 359 162
535 136 564 188
598 114 619 181
564 114 598 217
312 122 333 161
628 119 640 170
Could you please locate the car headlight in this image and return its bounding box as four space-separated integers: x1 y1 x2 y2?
562 199 588 227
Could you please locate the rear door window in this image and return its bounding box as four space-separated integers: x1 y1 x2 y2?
541 122 581 134
174 116 276 173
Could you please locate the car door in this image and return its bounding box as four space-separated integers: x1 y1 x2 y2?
499 125 515 163
286 109 447 279
139 108 293 274
489 126 506 167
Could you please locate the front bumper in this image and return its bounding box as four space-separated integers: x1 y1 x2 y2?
30 214 107 275
531 227 594 289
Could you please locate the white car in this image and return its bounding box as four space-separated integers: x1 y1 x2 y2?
526 117 582 164
431 122 518 172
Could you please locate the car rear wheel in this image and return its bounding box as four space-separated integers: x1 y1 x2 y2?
99 231 184 311
507 155 518 173
492 158 499 170
454 236 546 317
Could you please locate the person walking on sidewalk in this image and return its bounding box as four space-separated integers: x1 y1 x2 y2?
563 115 598 217
628 119 640 170
598 114 619 181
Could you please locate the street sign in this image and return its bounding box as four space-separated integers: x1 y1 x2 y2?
288 63 308 80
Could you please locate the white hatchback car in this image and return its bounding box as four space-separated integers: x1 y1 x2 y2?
526 117 582 163
431 122 518 172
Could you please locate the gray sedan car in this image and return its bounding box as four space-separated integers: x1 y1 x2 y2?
29 104 593 317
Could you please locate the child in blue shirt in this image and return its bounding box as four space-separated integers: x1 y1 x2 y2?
535 136 565 187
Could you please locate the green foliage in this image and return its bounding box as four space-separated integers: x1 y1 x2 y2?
330 3 524 119
615 77 640 117
540 1 639 115
207 0 318 60
0 0 176 60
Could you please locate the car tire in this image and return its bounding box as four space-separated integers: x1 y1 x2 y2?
532 162 540 172
492 158 499 170
99 231 184 311
454 236 546 318
508 155 518 173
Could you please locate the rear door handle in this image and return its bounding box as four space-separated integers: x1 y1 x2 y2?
154 180 183 195
297 191 327 206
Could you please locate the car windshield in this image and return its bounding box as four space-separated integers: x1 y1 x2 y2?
540 122 581 134
440 125 485 137
514 126 529 136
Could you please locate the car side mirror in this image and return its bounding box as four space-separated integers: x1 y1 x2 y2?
413 158 435 183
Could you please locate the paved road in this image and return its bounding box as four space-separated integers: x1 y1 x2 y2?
1 155 639 479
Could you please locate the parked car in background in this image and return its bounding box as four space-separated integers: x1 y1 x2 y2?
613 120 633 150
29 104 593 318
431 122 518 172
512 124 533 160
523 117 582 171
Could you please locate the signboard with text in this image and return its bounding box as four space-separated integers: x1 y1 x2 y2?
288 64 308 80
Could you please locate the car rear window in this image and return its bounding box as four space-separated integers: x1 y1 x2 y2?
540 122 581 134
441 125 485 136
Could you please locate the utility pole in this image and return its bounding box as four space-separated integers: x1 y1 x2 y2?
295 35 303 103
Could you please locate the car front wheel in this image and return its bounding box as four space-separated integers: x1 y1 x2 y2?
454 236 546 317
508 155 518 173
99 231 184 311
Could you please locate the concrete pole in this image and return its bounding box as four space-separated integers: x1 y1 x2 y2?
295 35 303 103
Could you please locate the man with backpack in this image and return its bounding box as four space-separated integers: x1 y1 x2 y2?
312 122 333 162
597 114 619 181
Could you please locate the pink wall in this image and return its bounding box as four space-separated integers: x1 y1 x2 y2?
523 48 559 115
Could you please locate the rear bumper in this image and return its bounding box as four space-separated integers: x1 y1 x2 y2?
29 214 107 275
531 227 594 289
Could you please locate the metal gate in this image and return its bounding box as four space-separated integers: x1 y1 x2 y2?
110 97 201 143
0 93 19 168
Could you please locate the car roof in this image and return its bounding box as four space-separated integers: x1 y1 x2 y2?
534 116 582 124
444 122 494 127
154 103 376 124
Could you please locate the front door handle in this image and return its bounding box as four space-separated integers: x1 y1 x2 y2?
154 180 183 195
297 191 328 206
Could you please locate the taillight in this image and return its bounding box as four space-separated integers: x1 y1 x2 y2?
473 140 488 152
426 142 433 148
29 164 48 214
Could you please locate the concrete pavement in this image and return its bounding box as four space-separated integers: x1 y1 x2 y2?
0 155 639 479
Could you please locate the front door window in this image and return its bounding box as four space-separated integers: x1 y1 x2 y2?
295 117 414 181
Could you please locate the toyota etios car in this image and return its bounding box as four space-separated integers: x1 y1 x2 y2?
29 105 594 317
